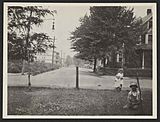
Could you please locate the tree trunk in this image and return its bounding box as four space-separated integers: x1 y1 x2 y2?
106 56 109 66
21 59 25 75
103 57 106 68
26 10 33 90
93 57 97 72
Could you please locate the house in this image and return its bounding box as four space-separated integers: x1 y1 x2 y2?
135 9 152 69
115 9 152 69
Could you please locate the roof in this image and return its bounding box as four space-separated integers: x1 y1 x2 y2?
141 13 152 25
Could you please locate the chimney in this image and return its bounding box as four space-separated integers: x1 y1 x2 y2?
147 9 152 15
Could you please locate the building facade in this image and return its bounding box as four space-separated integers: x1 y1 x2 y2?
115 9 152 69
35 48 61 65
135 9 152 69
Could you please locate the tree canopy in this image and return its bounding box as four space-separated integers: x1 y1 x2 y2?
8 6 57 61
70 6 143 70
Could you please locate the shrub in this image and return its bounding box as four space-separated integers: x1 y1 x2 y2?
97 67 152 77
98 67 118 75
8 60 23 73
124 68 152 77
8 60 60 75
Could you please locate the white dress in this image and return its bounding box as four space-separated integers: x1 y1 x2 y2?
114 73 124 88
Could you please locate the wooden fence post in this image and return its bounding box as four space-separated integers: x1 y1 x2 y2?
76 66 79 89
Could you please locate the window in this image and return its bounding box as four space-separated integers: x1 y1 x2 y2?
148 35 152 45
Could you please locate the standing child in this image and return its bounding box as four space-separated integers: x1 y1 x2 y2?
123 82 140 109
114 68 124 91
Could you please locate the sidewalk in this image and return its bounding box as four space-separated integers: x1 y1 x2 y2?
8 67 152 90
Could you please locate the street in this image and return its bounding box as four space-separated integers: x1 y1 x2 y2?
8 66 152 90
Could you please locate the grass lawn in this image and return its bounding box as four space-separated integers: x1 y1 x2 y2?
8 86 152 115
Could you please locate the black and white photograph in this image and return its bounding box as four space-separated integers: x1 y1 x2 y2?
3 2 157 119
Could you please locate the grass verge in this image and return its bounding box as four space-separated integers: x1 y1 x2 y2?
8 86 152 115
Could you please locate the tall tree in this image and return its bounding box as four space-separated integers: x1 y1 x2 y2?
70 14 101 72
8 6 57 89
70 6 143 71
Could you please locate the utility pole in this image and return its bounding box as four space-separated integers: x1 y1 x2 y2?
52 36 55 68
51 17 56 68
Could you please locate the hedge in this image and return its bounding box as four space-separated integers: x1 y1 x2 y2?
124 68 152 77
97 67 152 77
8 60 60 76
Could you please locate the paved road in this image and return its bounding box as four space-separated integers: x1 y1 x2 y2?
8 67 152 90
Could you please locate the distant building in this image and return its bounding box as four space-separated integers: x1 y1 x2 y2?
35 48 61 65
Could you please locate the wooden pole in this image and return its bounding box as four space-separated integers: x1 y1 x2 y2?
76 66 79 89
136 72 144 113
52 36 55 68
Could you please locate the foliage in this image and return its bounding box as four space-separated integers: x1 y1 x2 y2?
8 60 60 75
65 55 73 66
8 6 57 61
8 60 23 73
97 67 152 77
124 68 152 77
70 6 143 70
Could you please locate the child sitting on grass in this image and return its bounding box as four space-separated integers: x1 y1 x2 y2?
114 68 124 92
123 82 140 109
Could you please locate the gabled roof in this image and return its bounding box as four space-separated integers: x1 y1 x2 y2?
141 13 152 25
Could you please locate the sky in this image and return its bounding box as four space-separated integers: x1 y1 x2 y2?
33 5 153 58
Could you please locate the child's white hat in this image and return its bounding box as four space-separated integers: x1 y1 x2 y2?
130 82 138 88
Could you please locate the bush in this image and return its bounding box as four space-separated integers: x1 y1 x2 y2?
8 60 23 73
98 67 118 75
29 62 60 75
124 68 152 77
97 67 152 77
8 60 60 75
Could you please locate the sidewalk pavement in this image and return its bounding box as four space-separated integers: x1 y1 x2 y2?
7 67 152 90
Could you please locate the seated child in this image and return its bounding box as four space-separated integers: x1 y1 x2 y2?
123 82 140 109
114 68 124 91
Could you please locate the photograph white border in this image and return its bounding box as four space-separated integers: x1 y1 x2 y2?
3 2 157 119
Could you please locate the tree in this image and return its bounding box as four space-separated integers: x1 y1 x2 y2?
8 6 57 89
65 55 73 67
70 14 101 72
70 6 143 71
